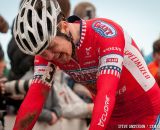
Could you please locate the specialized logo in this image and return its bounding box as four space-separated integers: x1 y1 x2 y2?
124 50 150 79
123 42 155 92
92 20 117 38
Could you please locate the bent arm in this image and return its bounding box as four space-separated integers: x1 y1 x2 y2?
89 75 120 130
13 56 56 130
89 19 125 130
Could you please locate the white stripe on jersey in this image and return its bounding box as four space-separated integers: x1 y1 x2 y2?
123 30 155 92
99 54 123 69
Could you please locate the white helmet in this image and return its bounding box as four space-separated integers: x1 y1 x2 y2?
13 0 61 55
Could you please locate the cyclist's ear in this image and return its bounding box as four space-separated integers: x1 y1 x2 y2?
58 21 69 34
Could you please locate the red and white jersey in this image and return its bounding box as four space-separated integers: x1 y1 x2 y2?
13 16 160 130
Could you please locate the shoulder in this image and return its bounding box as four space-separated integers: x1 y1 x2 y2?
86 18 124 39
88 18 122 30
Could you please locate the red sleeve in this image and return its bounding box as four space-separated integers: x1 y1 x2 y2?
89 19 125 130
13 56 56 130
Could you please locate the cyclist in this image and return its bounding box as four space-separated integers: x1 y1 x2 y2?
13 0 160 130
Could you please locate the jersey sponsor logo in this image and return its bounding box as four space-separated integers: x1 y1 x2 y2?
99 54 123 77
34 65 48 76
98 95 110 127
33 63 55 86
103 47 122 53
85 47 92 58
123 42 155 92
106 58 118 63
86 47 92 55
92 20 117 38
83 60 96 65
124 50 150 79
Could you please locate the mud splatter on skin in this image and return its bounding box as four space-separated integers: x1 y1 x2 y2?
19 112 37 130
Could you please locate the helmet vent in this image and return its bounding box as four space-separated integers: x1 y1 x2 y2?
21 8 25 17
27 9 32 27
47 17 52 35
31 0 36 6
15 15 19 31
36 41 48 54
47 6 52 15
16 36 25 50
35 0 42 20
37 22 44 41
13 0 60 55
28 31 37 47
22 39 32 51
53 0 58 9
20 22 24 34
47 0 52 15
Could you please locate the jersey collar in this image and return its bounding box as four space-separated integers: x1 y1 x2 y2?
67 15 87 49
